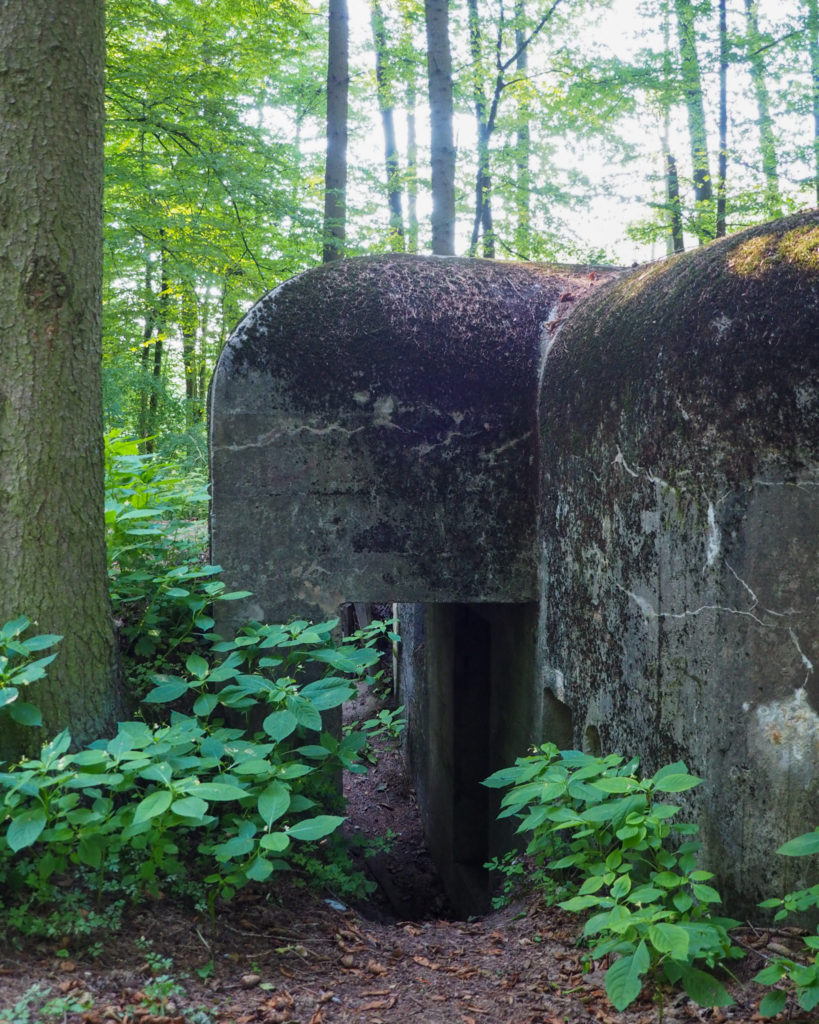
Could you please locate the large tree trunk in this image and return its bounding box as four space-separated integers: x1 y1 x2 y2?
323 0 349 262
673 0 714 244
744 0 782 219
371 0 405 249
0 0 125 758
425 0 456 255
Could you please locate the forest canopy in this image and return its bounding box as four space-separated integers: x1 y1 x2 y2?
102 0 819 453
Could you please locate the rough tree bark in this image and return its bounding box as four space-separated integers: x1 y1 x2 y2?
425 0 456 255
0 0 126 758
323 0 349 262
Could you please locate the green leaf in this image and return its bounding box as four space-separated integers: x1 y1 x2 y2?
133 789 173 824
652 772 702 793
190 781 248 801
648 923 689 959
591 776 635 793
144 677 189 703
193 692 219 717
605 942 649 1011
677 965 733 1007
262 710 298 742
260 831 290 852
7 807 47 851
287 815 345 841
9 699 41 727
0 687 19 710
758 990 788 1017
245 856 274 882
258 781 290 826
778 830 819 857
186 653 210 679
692 883 722 904
171 796 209 820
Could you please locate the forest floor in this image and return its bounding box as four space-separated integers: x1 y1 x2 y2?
0 681 810 1024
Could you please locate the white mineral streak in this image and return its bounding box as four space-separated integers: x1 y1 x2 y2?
705 501 721 567
789 628 815 686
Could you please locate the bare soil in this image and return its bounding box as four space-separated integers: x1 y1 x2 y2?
0 683 810 1023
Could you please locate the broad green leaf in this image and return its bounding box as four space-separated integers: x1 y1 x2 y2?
653 772 702 793
758 990 788 1017
186 654 210 679
591 776 634 793
676 965 733 1007
263 709 298 742
190 781 248 801
193 692 219 717
258 781 290 826
648 922 689 959
778 830 819 857
287 815 345 841
0 687 19 710
171 796 209 820
605 943 649 1011
245 856 274 882
7 807 47 851
144 678 189 703
133 789 173 824
260 831 290 852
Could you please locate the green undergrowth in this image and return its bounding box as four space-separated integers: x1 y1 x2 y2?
0 434 402 950
484 743 819 1021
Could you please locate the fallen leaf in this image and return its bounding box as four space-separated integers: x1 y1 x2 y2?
308 1009 323 1024
412 955 440 970
359 997 396 1011
366 959 388 975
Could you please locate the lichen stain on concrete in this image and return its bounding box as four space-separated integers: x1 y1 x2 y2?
752 688 819 768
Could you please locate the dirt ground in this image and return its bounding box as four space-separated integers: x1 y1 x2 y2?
0 683 811 1024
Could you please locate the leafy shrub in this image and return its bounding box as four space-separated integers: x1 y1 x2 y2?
484 745 741 1016
0 615 389 944
755 827 819 1017
0 618 62 731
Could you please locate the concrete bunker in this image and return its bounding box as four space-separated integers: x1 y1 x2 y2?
209 254 597 914
210 211 819 918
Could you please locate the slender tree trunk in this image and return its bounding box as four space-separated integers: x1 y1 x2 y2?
371 0 405 249
181 279 198 429
808 0 819 206
673 0 714 243
401 11 420 254
0 0 125 758
407 86 420 253
323 0 349 262
744 0 782 218
716 0 728 237
425 0 456 255
145 249 169 454
514 0 531 259
467 0 495 258
666 152 685 253
138 256 157 444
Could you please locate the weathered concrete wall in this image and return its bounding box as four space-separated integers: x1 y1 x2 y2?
209 255 595 628
538 212 819 912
